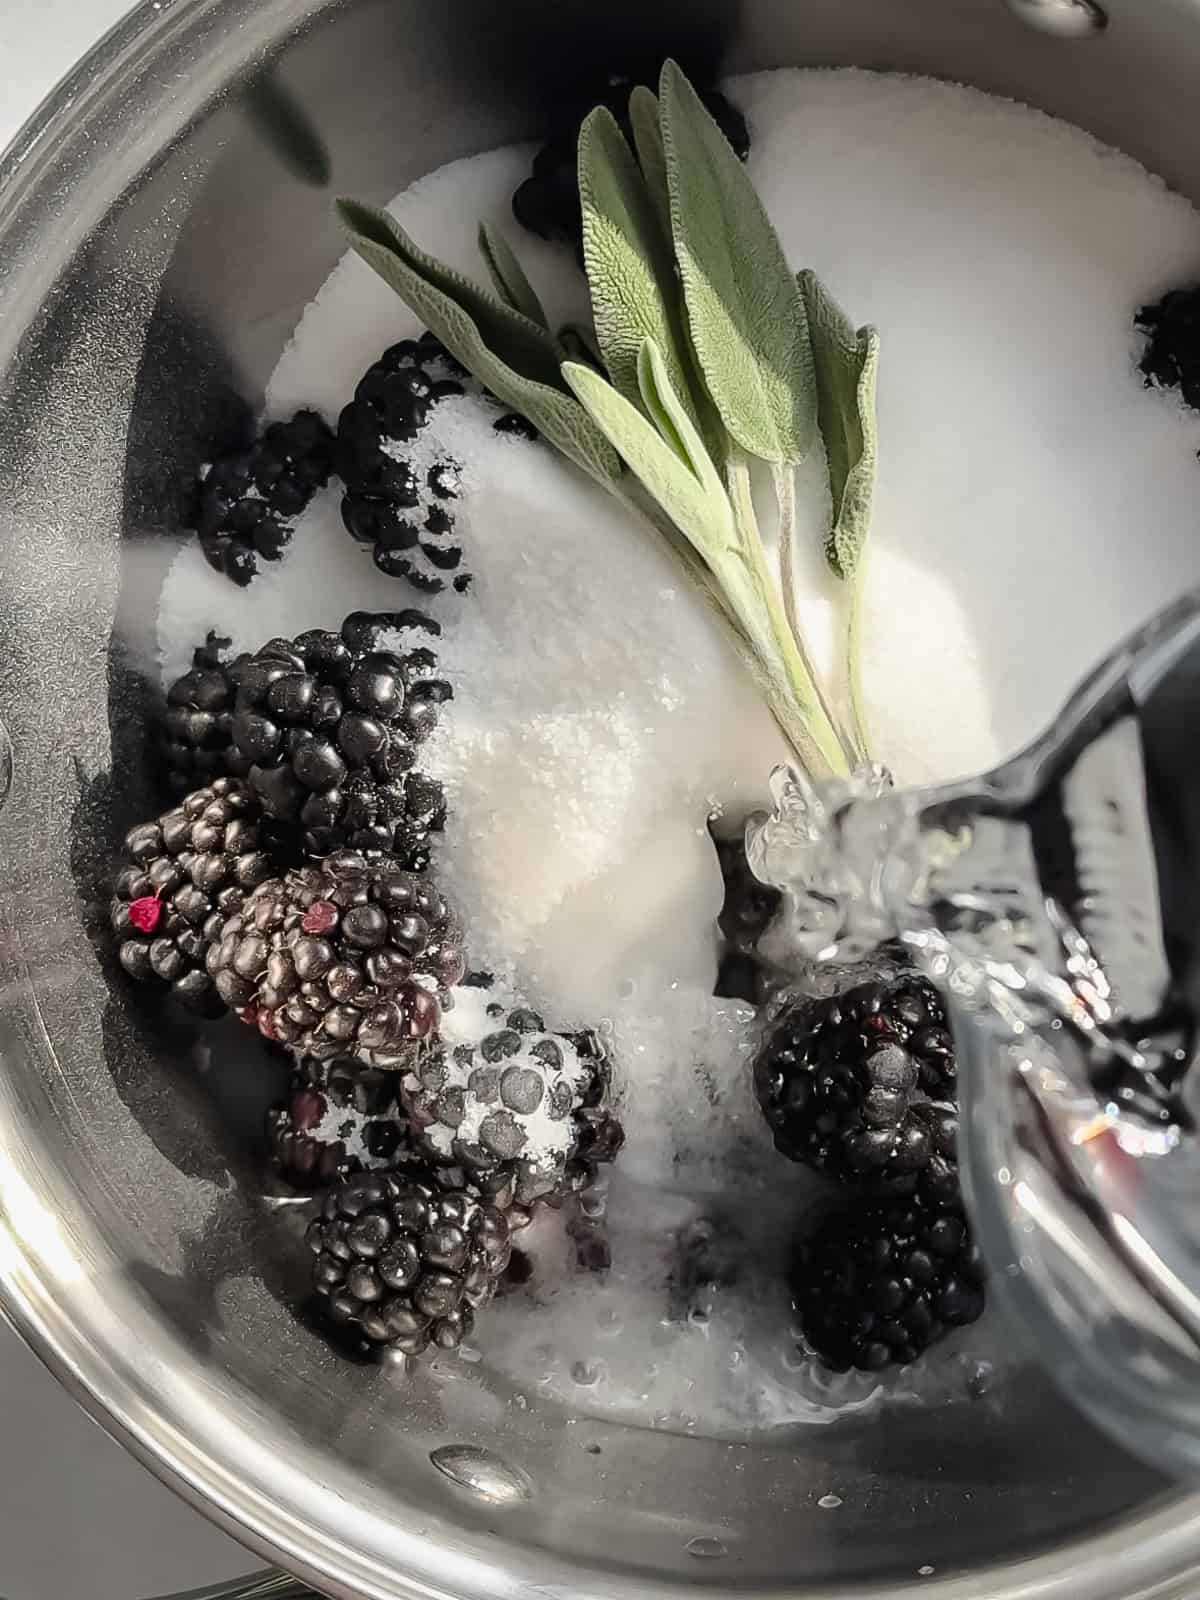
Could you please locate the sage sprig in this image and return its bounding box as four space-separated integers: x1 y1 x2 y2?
337 63 881 783
800 269 881 761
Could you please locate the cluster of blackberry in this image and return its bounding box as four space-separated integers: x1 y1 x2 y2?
116 605 623 1362
716 830 985 1373
1137 284 1200 412
189 410 335 586
187 334 540 600
754 970 985 1372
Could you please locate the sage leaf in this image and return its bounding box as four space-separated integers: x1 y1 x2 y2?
660 60 816 466
628 86 671 237
578 106 699 431
799 269 879 580
340 200 561 386
563 359 734 564
637 340 724 501
338 199 620 484
478 220 549 327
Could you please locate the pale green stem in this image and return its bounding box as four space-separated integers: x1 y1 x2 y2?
727 454 850 779
846 554 872 765
772 460 802 646
772 458 863 769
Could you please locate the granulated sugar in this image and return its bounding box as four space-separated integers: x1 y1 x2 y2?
155 68 1200 1430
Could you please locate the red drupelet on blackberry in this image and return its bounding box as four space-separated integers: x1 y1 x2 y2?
209 849 466 1062
792 1178 986 1372
336 337 473 595
160 631 251 797
307 1171 524 1355
191 409 335 586
229 610 450 861
754 975 958 1190
110 778 278 1015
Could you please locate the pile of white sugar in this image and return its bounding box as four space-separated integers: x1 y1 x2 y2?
155 68 1200 1429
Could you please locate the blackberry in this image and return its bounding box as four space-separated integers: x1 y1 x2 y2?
111 778 277 1015
755 975 958 1189
513 73 749 250
1136 284 1200 411
793 1181 986 1372
336 338 473 594
268 1055 414 1188
160 632 251 796
307 1170 520 1354
191 410 335 585
401 977 624 1208
209 849 466 1060
230 610 450 859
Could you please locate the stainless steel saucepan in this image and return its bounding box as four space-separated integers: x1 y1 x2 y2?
2 1 1200 1596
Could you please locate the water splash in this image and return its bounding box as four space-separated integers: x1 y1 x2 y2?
749 591 1200 1479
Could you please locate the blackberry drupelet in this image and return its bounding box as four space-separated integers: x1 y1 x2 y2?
191 410 334 585
268 1055 414 1188
229 610 450 859
793 1180 986 1372
755 975 958 1189
160 632 251 796
336 337 473 594
512 73 750 250
401 977 624 1208
111 778 277 1015
1136 285 1200 411
307 1170 520 1354
210 849 466 1060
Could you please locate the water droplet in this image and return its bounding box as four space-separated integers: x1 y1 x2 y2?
584 1442 602 1456
818 1494 843 1510
429 1446 533 1505
571 1358 605 1387
513 1393 528 1410
686 1537 728 1560
687 1307 710 1329
965 1360 994 1399
918 1566 936 1578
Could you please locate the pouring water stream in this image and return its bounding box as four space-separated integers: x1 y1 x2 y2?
749 590 1200 1478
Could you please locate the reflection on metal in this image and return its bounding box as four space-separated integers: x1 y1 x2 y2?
1004 0 1109 36
160 1572 318 1600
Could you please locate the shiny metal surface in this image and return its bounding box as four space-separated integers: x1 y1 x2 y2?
1004 0 1109 38
2 1 1200 1598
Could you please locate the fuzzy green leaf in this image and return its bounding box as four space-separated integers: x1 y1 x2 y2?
338 199 620 484
660 60 816 466
628 86 671 237
799 269 879 579
637 340 724 500
563 360 734 563
578 106 699 432
478 220 549 327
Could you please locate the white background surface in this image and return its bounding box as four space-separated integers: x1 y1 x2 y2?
0 2 259 1596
